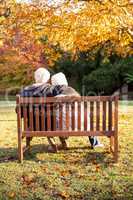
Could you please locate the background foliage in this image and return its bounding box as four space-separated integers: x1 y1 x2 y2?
0 0 133 94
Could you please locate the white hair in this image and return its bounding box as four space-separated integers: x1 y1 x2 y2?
34 68 50 84
51 72 68 86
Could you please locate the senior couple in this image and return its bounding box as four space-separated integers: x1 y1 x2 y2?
20 67 103 152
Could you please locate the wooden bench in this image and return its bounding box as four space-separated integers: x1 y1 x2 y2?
16 95 119 163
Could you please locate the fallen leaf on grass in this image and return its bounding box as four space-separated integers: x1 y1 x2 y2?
59 191 69 199
43 183 48 189
95 164 101 172
21 191 28 198
53 165 61 171
60 170 69 177
41 166 49 173
91 176 97 181
7 191 16 199
77 173 86 178
21 174 35 185
68 169 77 175
92 159 97 165
53 191 69 199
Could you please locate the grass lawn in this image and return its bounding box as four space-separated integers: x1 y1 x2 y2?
0 103 133 200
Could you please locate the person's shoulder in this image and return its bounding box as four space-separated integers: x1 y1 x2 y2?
52 85 67 96
20 83 38 96
53 85 67 90
41 83 51 88
26 83 51 90
24 85 32 91
63 86 80 96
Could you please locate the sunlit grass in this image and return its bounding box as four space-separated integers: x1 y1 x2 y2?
0 103 133 200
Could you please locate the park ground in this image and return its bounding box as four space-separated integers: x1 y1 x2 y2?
0 102 133 200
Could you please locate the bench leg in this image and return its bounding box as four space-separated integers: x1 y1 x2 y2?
109 135 118 162
26 137 32 149
18 133 23 163
114 133 118 163
47 137 58 152
114 97 118 163
110 136 114 153
23 137 32 154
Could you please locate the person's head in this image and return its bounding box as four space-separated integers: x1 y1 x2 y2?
51 72 68 86
34 68 50 84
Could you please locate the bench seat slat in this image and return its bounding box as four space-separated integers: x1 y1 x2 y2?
72 102 75 130
20 96 118 104
23 105 28 131
47 103 51 131
90 102 94 131
78 102 81 131
96 101 100 131
41 105 45 131
53 103 56 131
23 130 115 137
35 105 40 131
59 103 63 130
84 101 87 131
108 101 112 131
29 104 33 131
103 101 106 131
66 103 69 130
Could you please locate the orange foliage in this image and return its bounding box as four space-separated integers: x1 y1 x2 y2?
0 0 133 70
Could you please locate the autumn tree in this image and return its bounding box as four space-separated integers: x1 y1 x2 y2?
0 1 61 87
1 0 133 62
43 0 133 57
0 0 133 90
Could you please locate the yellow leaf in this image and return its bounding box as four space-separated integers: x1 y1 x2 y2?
7 191 16 198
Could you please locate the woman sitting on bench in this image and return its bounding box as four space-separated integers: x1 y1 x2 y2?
51 72 104 150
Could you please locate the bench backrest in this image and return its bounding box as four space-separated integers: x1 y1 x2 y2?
16 95 119 136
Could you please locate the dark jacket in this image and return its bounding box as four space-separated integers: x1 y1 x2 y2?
20 83 67 97
19 83 68 131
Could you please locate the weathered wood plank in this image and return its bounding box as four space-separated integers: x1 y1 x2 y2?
16 95 23 163
29 104 33 131
71 102 75 130
66 103 69 130
114 96 119 162
47 103 51 131
90 102 94 131
108 100 112 131
102 101 106 131
84 101 87 131
35 104 40 131
23 104 28 131
78 102 81 130
59 103 63 130
23 130 115 137
20 96 118 104
96 101 100 131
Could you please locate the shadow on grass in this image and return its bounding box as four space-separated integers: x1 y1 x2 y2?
25 144 114 165
0 147 18 163
0 144 114 165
